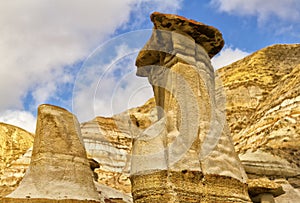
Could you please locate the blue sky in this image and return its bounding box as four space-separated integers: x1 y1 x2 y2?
0 0 299 132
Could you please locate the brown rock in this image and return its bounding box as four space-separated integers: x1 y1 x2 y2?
248 178 285 203
0 123 33 197
150 12 224 58
248 178 285 197
80 98 157 199
0 148 32 197
0 123 33 175
6 104 102 202
216 44 300 202
1 198 101 203
131 12 250 202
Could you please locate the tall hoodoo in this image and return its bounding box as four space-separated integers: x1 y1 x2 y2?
5 104 102 202
131 12 251 202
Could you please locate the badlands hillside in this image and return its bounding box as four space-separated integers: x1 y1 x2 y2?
0 44 299 202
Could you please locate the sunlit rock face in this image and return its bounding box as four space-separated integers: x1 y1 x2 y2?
0 123 34 174
217 44 300 195
0 148 32 197
1 25 299 203
5 104 102 202
80 98 157 203
131 12 250 203
0 123 33 197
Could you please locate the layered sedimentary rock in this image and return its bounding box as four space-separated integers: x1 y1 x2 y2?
0 148 32 197
216 44 300 138
80 98 157 202
5 104 102 202
131 12 250 202
248 178 285 202
1 20 299 203
0 123 34 197
217 44 300 191
81 117 132 195
0 123 33 175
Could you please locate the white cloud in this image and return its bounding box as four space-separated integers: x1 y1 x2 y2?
210 0 300 24
72 34 154 121
0 110 36 133
211 47 249 69
0 0 134 111
0 0 182 123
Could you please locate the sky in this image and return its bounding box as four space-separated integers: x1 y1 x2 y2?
0 0 299 133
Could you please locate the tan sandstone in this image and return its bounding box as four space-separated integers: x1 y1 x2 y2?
131 12 250 202
5 104 102 202
0 123 33 196
1 21 299 203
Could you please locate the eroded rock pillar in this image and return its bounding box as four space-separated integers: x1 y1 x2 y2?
131 12 251 202
6 104 102 202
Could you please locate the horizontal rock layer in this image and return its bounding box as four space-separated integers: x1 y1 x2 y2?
1 44 300 202
150 12 224 58
0 198 102 203
6 104 101 201
0 123 33 174
131 171 249 203
216 45 300 189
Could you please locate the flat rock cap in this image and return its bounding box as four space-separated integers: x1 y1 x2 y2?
150 12 224 58
247 178 285 197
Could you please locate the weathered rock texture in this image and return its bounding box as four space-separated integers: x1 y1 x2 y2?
0 123 33 174
248 178 285 202
131 12 250 202
0 123 33 196
5 104 102 202
1 26 299 203
217 44 300 192
0 148 32 197
80 99 157 203
0 198 102 203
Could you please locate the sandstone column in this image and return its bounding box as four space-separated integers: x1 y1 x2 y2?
5 104 103 202
131 12 251 202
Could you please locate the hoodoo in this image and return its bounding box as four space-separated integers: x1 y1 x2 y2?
130 12 251 202
5 104 102 202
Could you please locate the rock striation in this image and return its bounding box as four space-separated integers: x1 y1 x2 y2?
0 123 33 197
0 148 32 197
80 98 157 202
4 104 102 202
217 44 300 195
1 16 299 203
131 12 250 202
0 123 33 175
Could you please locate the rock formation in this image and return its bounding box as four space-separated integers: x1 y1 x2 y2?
248 178 285 202
130 12 250 202
1 15 299 203
0 123 33 175
217 44 300 201
0 148 32 197
0 123 33 196
4 104 102 202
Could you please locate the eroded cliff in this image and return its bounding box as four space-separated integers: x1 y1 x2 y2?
0 40 299 203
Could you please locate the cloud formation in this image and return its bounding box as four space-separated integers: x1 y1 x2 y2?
210 0 300 23
0 0 182 131
0 110 36 133
211 47 249 69
0 1 134 111
72 31 154 121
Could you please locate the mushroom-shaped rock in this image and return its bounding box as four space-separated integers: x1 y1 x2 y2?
151 12 224 58
136 11 224 70
248 178 285 203
5 104 103 202
131 12 250 203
